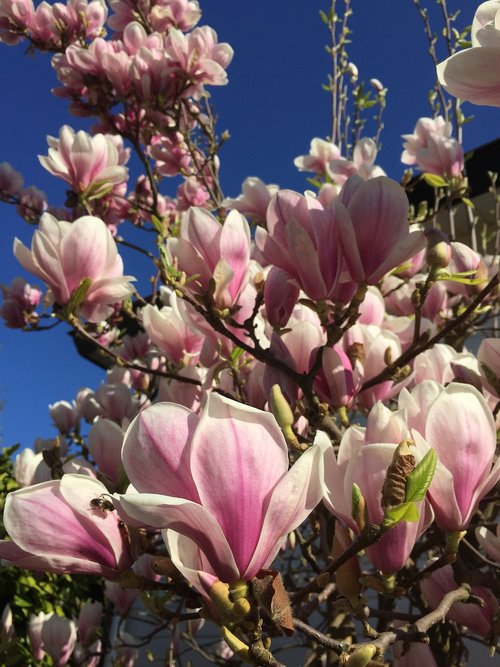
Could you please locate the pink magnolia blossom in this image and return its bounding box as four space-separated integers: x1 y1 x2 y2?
88 418 124 483
263 266 300 327
114 394 326 602
321 405 434 573
34 613 77 667
255 189 346 301
478 337 500 396
141 295 204 365
421 564 499 637
0 161 23 194
343 323 404 408
0 0 34 44
314 345 362 409
14 214 135 322
108 0 201 35
437 1 500 106
294 137 342 174
401 116 464 177
16 184 46 223
0 276 41 328
357 285 386 326
39 126 129 198
49 400 79 434
166 207 251 310
403 382 500 531
327 137 386 184
164 25 233 97
28 0 107 47
0 474 133 577
334 175 426 285
12 448 50 487
222 177 279 222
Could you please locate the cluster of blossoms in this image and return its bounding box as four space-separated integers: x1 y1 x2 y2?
0 0 499 666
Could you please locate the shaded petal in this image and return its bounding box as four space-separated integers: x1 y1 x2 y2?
115 493 238 582
245 438 327 578
437 47 500 106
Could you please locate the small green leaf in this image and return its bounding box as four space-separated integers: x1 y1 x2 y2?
151 214 165 235
67 277 92 314
384 502 420 528
423 173 448 188
405 449 438 503
461 197 474 208
319 9 329 24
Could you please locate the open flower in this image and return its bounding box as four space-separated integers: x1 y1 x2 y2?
14 213 135 322
437 1 500 106
0 475 133 578
114 394 325 601
39 126 129 198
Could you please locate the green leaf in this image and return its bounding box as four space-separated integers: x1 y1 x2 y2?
151 214 165 235
422 173 448 188
319 9 329 24
384 502 420 527
66 277 92 315
405 449 438 503
461 197 474 208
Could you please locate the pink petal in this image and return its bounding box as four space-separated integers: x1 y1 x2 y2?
116 493 238 582
437 47 500 106
189 394 288 574
122 402 200 501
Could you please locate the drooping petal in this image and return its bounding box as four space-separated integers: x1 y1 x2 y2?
115 493 238 583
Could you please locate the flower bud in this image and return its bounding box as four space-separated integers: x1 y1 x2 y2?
381 439 416 510
345 644 377 666
425 229 451 270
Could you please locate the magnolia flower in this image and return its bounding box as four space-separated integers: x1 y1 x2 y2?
0 475 133 578
39 126 129 198
421 564 499 637
114 394 326 602
327 137 386 184
401 382 500 531
29 613 77 667
437 1 500 105
401 116 464 177
222 176 279 222
321 404 433 573
294 137 342 174
166 207 251 310
14 214 135 322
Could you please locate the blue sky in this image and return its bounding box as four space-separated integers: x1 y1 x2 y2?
0 0 497 448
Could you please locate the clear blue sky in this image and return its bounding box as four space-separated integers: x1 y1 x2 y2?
0 0 496 448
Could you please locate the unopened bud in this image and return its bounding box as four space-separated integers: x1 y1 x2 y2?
352 483 368 531
425 229 451 270
221 626 250 661
370 78 384 92
381 439 416 510
333 523 362 607
345 644 377 666
269 385 302 450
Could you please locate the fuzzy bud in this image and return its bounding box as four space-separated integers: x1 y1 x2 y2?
425 229 451 270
